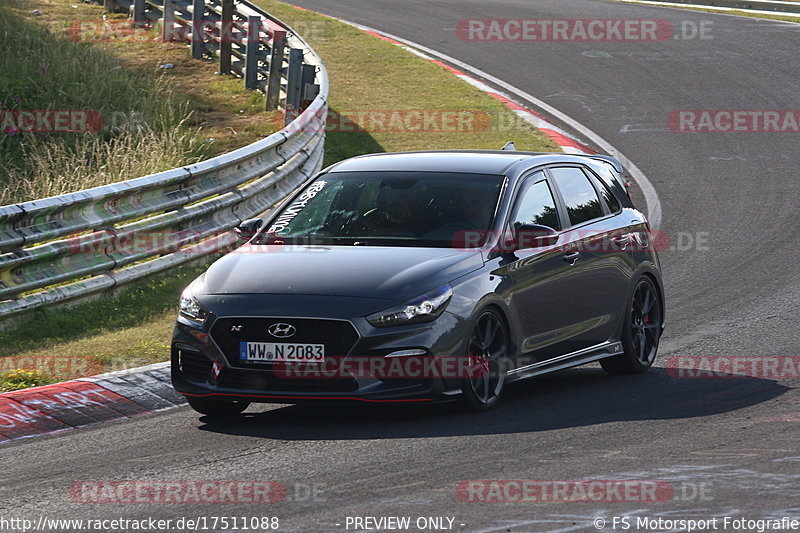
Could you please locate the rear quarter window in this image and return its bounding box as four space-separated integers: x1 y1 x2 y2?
549 167 604 226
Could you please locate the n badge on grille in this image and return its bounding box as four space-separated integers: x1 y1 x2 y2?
211 361 222 380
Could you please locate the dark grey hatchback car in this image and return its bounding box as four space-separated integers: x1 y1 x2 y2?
172 150 664 415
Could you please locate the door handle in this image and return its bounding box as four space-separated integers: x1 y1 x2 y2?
562 251 580 265
613 235 630 250
617 232 650 250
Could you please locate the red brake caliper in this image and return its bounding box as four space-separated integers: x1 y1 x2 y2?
470 350 490 378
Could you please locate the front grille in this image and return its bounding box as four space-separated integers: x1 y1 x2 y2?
208 317 361 393
209 317 360 369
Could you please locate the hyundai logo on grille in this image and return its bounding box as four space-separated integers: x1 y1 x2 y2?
268 323 296 338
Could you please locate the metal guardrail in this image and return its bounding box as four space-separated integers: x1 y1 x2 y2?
651 0 800 14
0 0 328 319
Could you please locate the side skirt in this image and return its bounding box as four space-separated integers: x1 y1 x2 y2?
507 341 623 382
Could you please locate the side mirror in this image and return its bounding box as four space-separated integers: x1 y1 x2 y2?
503 224 559 253
234 218 263 241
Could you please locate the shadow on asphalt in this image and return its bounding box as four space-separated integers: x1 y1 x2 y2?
197 366 790 440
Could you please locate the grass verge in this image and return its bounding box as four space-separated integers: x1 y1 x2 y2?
0 0 558 390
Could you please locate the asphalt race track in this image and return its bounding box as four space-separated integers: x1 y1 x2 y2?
2 1 799 531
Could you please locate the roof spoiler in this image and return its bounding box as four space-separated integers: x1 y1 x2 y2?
578 154 631 192
580 154 623 174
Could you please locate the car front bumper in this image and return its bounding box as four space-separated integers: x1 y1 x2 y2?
171 310 472 404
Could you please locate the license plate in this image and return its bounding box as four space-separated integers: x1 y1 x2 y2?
239 342 324 363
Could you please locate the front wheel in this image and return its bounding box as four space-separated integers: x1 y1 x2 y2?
601 276 663 374
460 309 510 410
185 396 250 417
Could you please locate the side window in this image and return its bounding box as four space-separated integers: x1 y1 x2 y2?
599 182 621 213
511 176 561 231
588 171 621 213
549 167 603 226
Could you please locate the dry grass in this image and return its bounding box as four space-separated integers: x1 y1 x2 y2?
0 0 282 204
0 116 204 204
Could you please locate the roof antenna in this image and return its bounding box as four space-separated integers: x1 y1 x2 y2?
501 141 516 151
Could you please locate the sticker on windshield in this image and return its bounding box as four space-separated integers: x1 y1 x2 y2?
267 180 327 234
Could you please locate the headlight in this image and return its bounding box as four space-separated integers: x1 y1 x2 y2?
367 285 453 327
179 285 210 322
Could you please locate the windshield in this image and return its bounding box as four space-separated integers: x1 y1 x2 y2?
257 171 505 248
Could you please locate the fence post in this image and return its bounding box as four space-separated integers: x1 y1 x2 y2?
191 0 205 59
244 16 261 90
162 0 176 41
133 0 146 28
284 48 304 125
219 0 234 74
265 30 286 110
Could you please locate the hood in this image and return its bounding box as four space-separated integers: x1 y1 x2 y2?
196 245 484 303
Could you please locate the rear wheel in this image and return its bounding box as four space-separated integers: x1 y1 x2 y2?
601 276 662 374
460 309 509 410
185 397 250 417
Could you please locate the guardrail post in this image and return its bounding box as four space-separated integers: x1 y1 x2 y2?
304 82 320 110
244 16 261 90
265 30 286 110
284 48 304 124
191 0 205 59
133 0 146 28
219 0 234 74
300 64 316 111
162 0 177 42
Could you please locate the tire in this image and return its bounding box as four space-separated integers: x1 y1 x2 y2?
601 276 663 374
460 308 510 410
185 396 250 417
